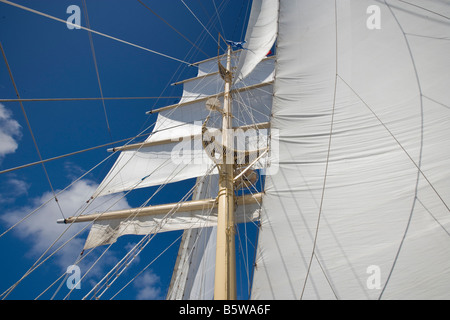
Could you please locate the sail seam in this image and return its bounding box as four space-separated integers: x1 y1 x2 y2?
300 78 338 299
379 1 427 299
422 95 450 110
300 0 339 300
397 0 450 20
336 76 449 212
250 0 281 300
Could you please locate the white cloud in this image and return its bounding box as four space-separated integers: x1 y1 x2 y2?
134 270 162 300
0 174 167 299
0 104 21 160
0 176 30 204
7 177 29 195
0 179 131 272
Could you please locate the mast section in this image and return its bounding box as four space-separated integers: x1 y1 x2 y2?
214 44 236 300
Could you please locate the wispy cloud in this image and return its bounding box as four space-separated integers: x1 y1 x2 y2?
0 104 21 161
134 269 162 300
0 165 168 299
0 176 30 204
0 178 131 271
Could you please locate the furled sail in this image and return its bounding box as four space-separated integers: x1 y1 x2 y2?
251 0 450 299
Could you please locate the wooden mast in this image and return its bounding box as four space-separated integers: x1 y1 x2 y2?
214 44 236 300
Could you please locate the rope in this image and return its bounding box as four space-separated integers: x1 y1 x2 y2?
180 0 220 47
0 0 192 65
0 96 181 102
136 0 209 57
0 0 251 300
0 133 148 176
0 152 117 299
213 0 227 39
232 0 249 41
1 113 162 298
0 41 66 220
81 164 217 300
81 0 112 140
109 168 218 300
50 157 177 299
61 130 215 298
338 75 450 213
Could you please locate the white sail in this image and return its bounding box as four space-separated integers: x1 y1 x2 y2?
93 57 274 198
167 175 219 300
84 45 275 250
168 227 217 299
235 0 278 82
251 0 450 299
165 56 276 300
83 190 259 250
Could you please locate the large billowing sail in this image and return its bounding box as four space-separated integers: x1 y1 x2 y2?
79 0 450 300
251 0 450 299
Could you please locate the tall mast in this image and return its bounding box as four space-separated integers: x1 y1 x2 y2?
214 44 236 300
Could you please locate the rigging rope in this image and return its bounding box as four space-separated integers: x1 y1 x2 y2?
114 182 218 300
212 0 227 39
0 41 66 220
0 152 118 299
180 0 221 48
0 0 252 300
136 0 209 58
81 0 112 141
0 133 149 176
338 75 450 213
138 5 224 132
0 0 193 65
80 164 217 300
0 112 166 298
51 157 179 299
0 118 215 176
0 96 182 102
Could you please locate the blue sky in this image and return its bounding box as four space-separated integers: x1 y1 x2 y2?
0 0 254 300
